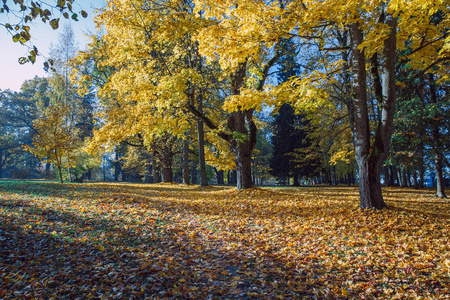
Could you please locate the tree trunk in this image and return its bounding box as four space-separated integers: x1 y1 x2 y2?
428 73 446 198
162 167 173 183
413 170 418 189
114 151 120 182
349 15 396 209
293 173 300 186
152 154 161 183
56 152 64 184
419 157 425 188
197 118 208 186
397 169 405 187
215 168 224 185
230 170 237 185
144 152 152 183
183 138 190 184
154 169 161 183
161 153 173 183
435 153 446 198
383 166 390 186
233 129 254 190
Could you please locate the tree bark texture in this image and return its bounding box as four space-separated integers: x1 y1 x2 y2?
349 12 397 209
227 63 256 190
161 152 173 183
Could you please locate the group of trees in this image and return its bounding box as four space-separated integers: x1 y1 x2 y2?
1 0 449 209
0 25 97 183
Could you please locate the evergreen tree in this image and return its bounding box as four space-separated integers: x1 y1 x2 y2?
270 39 317 185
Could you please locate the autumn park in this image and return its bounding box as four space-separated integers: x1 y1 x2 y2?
1 0 449 299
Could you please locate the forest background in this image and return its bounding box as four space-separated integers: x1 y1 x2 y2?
0 0 449 209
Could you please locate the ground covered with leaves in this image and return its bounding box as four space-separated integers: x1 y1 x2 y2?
0 181 449 299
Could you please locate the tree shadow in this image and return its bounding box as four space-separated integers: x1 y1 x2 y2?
0 194 322 299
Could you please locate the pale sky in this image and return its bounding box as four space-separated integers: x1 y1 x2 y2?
0 0 105 92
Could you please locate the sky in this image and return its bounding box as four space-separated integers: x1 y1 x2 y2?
0 0 105 92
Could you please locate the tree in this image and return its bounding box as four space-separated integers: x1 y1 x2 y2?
271 0 449 208
26 104 80 183
0 78 48 178
193 0 282 189
90 0 260 189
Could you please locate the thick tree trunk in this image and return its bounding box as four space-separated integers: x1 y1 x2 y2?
227 63 256 190
162 167 173 183
161 152 174 183
356 156 385 209
233 126 254 189
349 14 396 209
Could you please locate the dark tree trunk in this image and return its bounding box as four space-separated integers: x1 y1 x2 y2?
230 170 237 185
413 170 418 189
161 152 174 183
348 13 396 209
183 138 190 185
154 168 161 183
419 156 425 188
428 73 446 198
293 172 300 186
227 63 256 190
384 166 390 186
232 127 254 190
215 168 224 185
406 169 412 187
389 165 396 186
162 167 173 183
333 165 338 185
144 153 152 183
197 118 208 186
397 169 405 187
191 167 197 184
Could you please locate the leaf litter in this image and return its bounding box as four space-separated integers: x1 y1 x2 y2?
0 181 449 299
